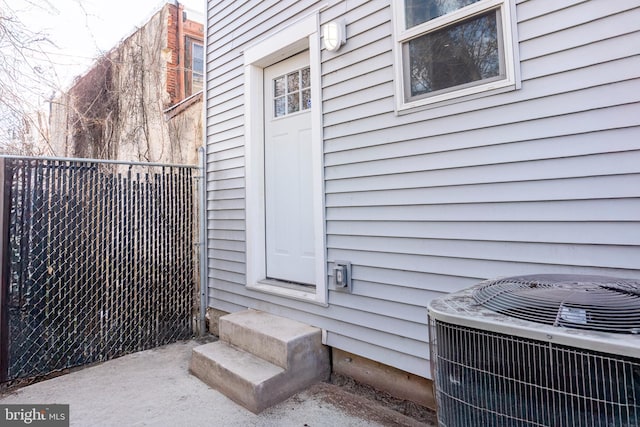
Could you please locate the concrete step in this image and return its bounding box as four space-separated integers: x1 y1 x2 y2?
190 341 286 413
219 309 326 370
190 310 330 413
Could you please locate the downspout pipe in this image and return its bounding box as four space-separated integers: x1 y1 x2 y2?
198 146 207 336
197 0 209 337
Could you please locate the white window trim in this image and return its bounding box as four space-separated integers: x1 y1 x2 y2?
391 0 520 112
243 12 327 306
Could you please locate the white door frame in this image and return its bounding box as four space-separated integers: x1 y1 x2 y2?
243 12 327 305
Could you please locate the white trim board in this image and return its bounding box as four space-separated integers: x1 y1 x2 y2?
243 12 327 305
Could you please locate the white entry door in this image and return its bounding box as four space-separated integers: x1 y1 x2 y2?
263 51 315 285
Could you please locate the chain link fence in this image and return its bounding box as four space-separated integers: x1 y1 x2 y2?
0 157 199 383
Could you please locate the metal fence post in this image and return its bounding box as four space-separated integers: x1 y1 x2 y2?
198 146 208 336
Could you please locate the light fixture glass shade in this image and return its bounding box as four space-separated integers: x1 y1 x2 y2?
322 20 345 52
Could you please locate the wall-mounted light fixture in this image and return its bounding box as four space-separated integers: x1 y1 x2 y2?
322 20 346 52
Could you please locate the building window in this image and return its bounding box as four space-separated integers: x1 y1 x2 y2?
393 0 518 110
191 42 204 93
185 39 204 96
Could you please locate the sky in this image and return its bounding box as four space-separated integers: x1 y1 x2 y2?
9 0 205 90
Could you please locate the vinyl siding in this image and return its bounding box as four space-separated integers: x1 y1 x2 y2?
205 0 640 378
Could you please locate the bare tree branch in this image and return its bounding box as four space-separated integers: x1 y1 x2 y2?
0 0 59 154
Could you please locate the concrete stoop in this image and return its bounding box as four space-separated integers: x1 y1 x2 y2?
189 310 330 413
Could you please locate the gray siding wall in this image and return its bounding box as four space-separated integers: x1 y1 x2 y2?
205 0 640 378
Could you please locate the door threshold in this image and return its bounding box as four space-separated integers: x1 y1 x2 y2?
247 279 327 307
264 278 314 291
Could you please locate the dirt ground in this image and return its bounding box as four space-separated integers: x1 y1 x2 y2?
329 373 438 426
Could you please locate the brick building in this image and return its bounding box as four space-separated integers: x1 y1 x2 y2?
166 2 205 105
48 2 204 164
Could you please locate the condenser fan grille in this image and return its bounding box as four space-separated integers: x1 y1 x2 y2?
473 274 640 333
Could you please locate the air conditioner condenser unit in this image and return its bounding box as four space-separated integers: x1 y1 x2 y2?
428 274 640 427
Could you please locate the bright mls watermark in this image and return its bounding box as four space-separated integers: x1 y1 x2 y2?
0 405 68 426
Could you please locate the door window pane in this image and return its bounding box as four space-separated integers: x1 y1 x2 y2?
287 93 300 114
405 9 501 97
274 97 286 117
301 67 311 89
302 89 311 110
274 76 285 97
287 72 299 92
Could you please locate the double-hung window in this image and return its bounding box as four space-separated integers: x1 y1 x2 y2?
393 0 518 110
191 42 204 93
185 39 204 96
